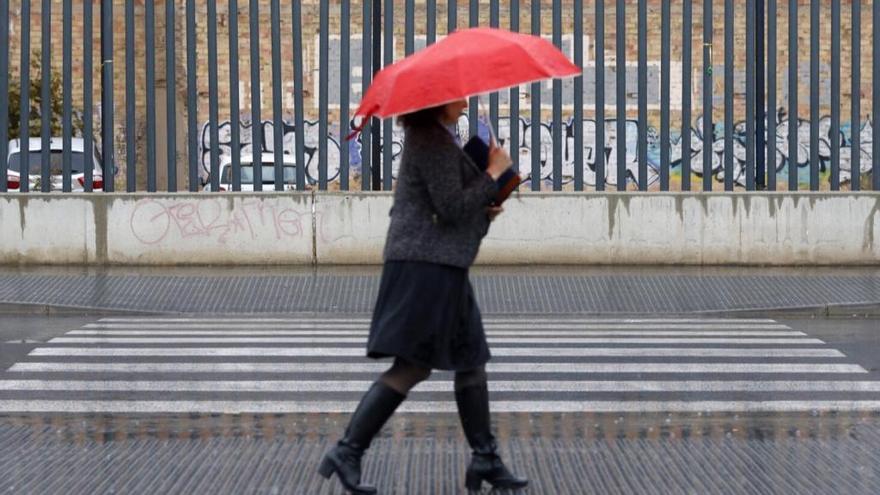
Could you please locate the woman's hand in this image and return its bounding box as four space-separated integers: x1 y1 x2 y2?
486 138 512 181
487 206 504 222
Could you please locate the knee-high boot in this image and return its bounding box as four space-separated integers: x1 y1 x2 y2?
318 381 406 494
455 382 529 492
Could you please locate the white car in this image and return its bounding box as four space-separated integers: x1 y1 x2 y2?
203 152 298 192
6 137 104 191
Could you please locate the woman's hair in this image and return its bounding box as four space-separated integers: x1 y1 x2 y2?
397 105 445 129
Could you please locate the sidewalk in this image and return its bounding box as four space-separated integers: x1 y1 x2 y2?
0 265 878 316
1 412 879 494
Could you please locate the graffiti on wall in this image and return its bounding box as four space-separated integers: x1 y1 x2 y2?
200 110 874 188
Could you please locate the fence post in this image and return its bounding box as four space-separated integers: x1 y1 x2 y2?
0 0 8 192
101 0 115 192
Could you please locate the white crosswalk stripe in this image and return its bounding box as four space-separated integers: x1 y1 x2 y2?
2 317 879 414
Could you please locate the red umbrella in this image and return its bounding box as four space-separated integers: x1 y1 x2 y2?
347 27 581 139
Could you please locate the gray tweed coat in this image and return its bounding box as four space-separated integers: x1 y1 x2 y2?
383 122 499 268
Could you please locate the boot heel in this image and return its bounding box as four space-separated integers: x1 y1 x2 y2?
317 456 336 479
465 470 483 491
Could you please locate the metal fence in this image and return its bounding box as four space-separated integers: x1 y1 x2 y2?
0 1 878 193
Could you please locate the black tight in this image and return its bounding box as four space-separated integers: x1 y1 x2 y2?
454 366 487 391
380 358 432 395
380 358 487 395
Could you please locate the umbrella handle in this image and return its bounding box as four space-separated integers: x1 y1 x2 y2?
478 98 498 148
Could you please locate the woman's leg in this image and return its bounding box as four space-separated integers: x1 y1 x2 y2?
319 359 431 494
454 366 528 491
381 357 433 394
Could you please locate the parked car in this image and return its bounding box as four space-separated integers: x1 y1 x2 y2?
5 137 104 191
203 152 298 191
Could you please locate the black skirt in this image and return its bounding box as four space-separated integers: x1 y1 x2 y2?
367 261 491 371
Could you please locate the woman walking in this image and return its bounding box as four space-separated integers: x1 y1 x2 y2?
317 99 528 494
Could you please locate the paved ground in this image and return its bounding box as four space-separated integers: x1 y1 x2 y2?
0 313 878 493
1 265 879 315
1 266 879 493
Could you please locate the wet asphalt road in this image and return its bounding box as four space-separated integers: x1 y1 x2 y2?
0 313 878 494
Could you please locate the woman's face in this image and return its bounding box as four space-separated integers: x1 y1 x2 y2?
441 100 468 125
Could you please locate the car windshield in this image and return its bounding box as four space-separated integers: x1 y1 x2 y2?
222 164 296 185
7 151 91 175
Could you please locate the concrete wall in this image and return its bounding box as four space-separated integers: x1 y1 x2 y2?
1 192 878 265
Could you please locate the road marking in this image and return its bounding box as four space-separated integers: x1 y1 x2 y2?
47 337 827 345
83 323 793 330
1 400 879 413
8 362 867 374
1 380 878 393
99 317 779 326
28 347 845 358
67 330 807 337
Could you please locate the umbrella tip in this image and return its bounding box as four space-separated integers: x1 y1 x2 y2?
345 116 368 141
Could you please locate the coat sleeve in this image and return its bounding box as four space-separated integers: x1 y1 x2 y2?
415 138 498 225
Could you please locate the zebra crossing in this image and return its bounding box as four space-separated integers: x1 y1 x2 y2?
2 317 880 413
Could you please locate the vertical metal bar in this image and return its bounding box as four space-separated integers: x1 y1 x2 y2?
271 0 284 191
146 0 157 192
319 0 330 190
0 0 7 192
490 0 500 140
767 0 777 191
746 0 756 190
850 0 860 191
596 0 605 191
510 0 520 174
724 0 734 191
371 0 380 190
62 0 72 192
552 0 562 191
469 0 478 139
756 0 766 189
207 0 219 192
532 0 542 191
637 0 647 191
682 0 692 191
229 0 241 191
293 0 306 191
19 0 30 193
874 0 880 190
101 0 115 192
406 0 414 55
449 0 457 33
83 0 93 191
186 0 198 192
830 0 840 190
250 0 262 191
61 0 73 192
427 0 436 46
340 0 350 191
703 0 713 191
125 0 136 191
383 0 392 190
165 0 177 191
809 0 819 191
660 0 670 191
616 0 625 191
574 0 584 191
361 0 372 191
788 0 798 191
40 0 50 192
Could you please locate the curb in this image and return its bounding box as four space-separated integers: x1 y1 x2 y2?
1 301 878 318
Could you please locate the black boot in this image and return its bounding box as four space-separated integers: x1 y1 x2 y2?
455 382 529 492
318 381 406 495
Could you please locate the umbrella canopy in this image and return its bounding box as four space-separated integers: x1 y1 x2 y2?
348 27 581 139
